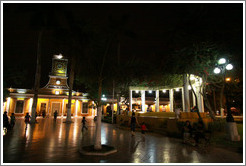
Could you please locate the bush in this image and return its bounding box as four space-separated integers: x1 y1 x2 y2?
208 119 226 132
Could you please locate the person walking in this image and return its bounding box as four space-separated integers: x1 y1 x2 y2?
81 117 88 131
24 113 31 129
141 122 147 141
130 112 139 136
54 110 58 121
10 113 16 129
3 111 9 130
42 110 46 118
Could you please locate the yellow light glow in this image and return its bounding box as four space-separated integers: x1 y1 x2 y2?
225 77 231 82
17 98 24 100
55 91 60 95
82 99 88 102
175 88 180 92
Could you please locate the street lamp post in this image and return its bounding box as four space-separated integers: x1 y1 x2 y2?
214 58 240 141
213 58 234 122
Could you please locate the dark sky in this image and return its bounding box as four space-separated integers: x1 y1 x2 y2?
3 3 243 89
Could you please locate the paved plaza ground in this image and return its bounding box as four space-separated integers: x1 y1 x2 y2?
2 117 244 163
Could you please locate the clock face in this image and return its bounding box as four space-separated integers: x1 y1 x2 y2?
57 63 62 69
52 59 67 76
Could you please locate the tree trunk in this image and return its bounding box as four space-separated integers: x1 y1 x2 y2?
30 30 43 123
188 74 203 122
220 82 225 117
203 92 216 120
213 88 217 113
112 80 115 124
94 79 103 150
66 56 75 123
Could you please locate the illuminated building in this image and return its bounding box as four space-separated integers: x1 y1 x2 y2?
3 55 94 118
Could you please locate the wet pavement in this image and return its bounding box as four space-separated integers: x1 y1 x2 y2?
3 117 243 163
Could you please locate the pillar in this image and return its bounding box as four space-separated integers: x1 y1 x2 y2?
183 74 190 112
169 89 174 112
28 98 33 114
141 90 145 112
155 90 159 112
195 77 204 113
48 98 51 117
182 88 185 111
129 90 132 112
75 100 78 117
61 98 65 118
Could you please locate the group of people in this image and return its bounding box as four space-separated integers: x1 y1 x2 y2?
3 111 16 130
130 112 147 141
183 120 206 146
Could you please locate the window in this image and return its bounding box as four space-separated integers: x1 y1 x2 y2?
82 103 88 114
15 100 24 113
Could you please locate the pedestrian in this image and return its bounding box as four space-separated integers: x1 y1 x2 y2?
183 120 193 144
54 110 58 121
141 122 147 141
35 111 38 122
81 117 88 131
193 120 205 146
175 108 181 119
10 113 16 129
24 113 31 129
42 110 46 118
3 111 9 129
130 112 139 136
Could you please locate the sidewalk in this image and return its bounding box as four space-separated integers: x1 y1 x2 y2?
3 118 243 163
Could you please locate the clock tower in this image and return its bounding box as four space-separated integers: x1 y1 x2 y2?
43 54 69 92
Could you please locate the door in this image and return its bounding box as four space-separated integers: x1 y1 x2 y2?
52 103 60 116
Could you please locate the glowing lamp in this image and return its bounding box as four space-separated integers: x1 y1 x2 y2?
226 64 233 70
162 90 166 93
55 54 63 59
213 67 221 74
135 90 139 93
55 91 60 95
175 88 180 92
218 58 226 65
148 90 152 93
225 77 231 82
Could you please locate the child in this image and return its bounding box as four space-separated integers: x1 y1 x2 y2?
81 117 88 131
141 122 147 141
10 113 16 129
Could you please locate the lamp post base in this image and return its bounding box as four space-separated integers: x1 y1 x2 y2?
226 122 240 141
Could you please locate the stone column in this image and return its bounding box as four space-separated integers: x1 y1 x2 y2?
182 88 185 111
141 90 145 112
155 90 159 112
183 74 190 112
28 98 33 114
169 89 174 112
61 98 65 118
129 90 132 112
196 78 204 113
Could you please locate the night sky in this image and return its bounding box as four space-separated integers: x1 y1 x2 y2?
3 3 243 89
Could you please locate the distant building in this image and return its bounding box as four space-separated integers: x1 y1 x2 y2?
3 55 96 118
